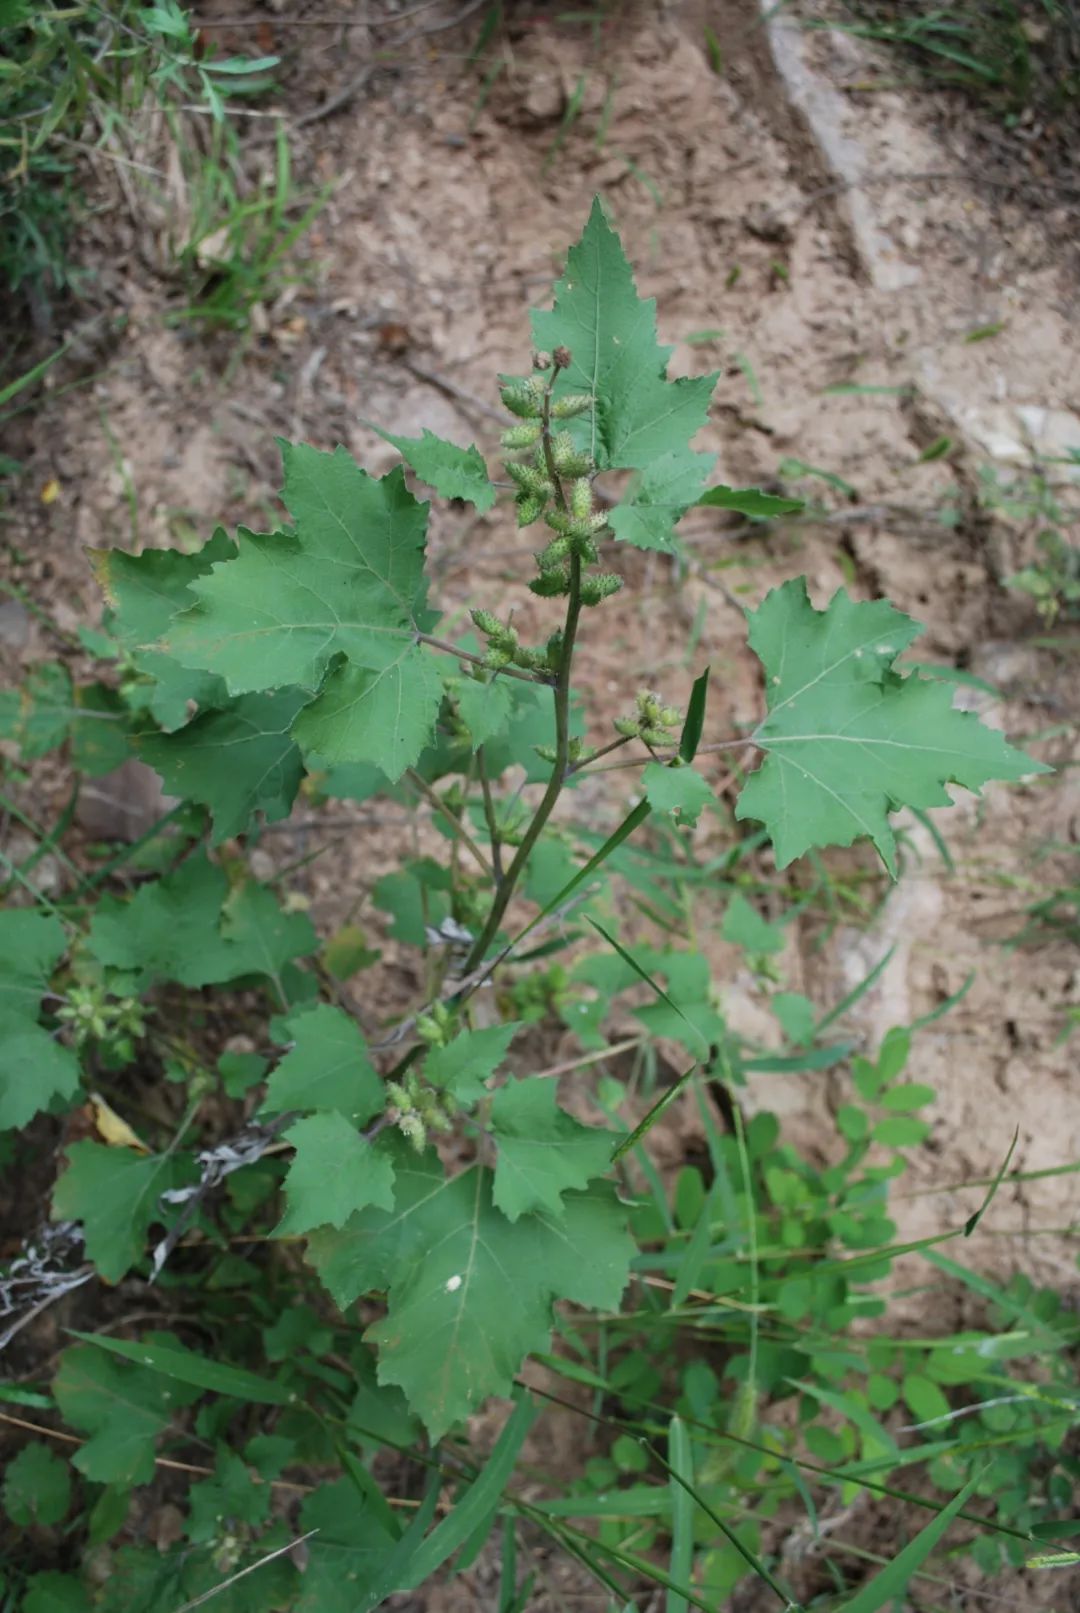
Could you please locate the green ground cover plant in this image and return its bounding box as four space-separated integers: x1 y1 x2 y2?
0 0 319 334
1 200 1074 1611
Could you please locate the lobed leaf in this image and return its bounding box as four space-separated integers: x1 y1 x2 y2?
373 425 496 511
52 1143 197 1284
736 580 1048 874
277 1114 396 1234
0 910 81 1131
138 687 309 842
262 1002 384 1119
489 1078 615 1221
306 1143 633 1438
532 199 717 550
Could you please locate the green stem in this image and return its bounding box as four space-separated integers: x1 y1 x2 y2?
461 553 583 973
415 632 551 686
567 732 633 775
461 370 580 974
477 747 504 886
406 769 493 880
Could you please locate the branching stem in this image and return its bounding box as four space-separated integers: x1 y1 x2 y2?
405 769 493 878
461 369 581 974
415 632 552 685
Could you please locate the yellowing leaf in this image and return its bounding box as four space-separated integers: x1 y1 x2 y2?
89 1093 149 1152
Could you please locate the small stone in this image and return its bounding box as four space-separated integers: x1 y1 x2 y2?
0 599 30 651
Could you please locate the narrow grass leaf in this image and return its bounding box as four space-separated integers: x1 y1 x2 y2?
70 1332 294 1406
399 1392 536 1590
836 1471 983 1612
964 1127 1019 1236
666 1417 693 1613
587 918 711 1057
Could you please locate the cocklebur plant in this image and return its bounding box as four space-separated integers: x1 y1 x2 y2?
0 198 1057 1607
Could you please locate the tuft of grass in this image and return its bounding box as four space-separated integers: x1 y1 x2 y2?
811 1 1080 124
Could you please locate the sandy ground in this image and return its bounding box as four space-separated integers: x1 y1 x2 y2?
2 0 1079 1603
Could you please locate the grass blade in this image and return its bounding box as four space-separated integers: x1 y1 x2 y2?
964 1126 1018 1236
398 1391 536 1590
679 667 709 762
836 1471 983 1611
666 1417 694 1613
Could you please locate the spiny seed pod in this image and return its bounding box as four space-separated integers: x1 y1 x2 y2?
535 743 557 763
398 1111 427 1152
570 477 593 521
529 570 570 598
515 493 546 527
485 646 514 669
500 382 542 419
555 449 593 478
471 608 502 639
660 706 682 727
551 392 594 420
512 644 545 669
537 536 572 571
614 717 640 738
580 572 624 605
551 432 593 478
501 422 541 450
545 630 564 668
505 460 550 495
640 726 674 747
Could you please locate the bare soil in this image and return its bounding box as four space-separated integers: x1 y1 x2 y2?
3 0 1079 1604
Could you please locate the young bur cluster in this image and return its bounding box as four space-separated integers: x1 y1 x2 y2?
470 346 623 681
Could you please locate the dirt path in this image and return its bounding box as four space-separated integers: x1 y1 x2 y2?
6 0 1078 1289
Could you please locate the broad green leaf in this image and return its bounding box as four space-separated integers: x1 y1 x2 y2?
219 878 318 997
373 858 452 947
22 1574 91 1613
607 447 715 552
2 1443 71 1526
87 852 236 988
167 449 432 717
736 580 1048 874
70 682 132 777
297 1479 397 1613
0 662 72 757
771 991 815 1045
425 1022 520 1106
451 670 514 749
138 688 309 843
277 1113 395 1233
489 1078 614 1221
187 1448 270 1542
291 646 443 780
696 484 802 519
721 892 787 955
373 426 496 511
0 909 80 1130
71 1331 294 1406
643 761 715 826
902 1373 951 1426
532 199 717 480
53 1344 200 1486
89 531 236 648
87 854 315 994
89 532 233 728
262 1003 384 1119
52 1143 196 1283
306 1146 633 1437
